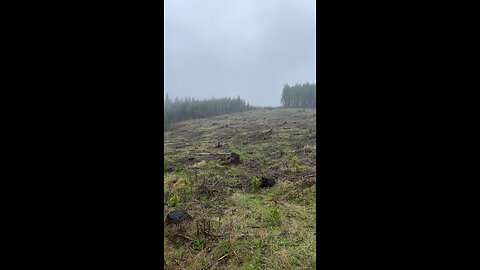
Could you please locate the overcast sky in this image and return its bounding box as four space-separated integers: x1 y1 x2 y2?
164 0 316 107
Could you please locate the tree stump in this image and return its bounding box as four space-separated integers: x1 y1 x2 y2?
165 210 193 226
260 176 276 188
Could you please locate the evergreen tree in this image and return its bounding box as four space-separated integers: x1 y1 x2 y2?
163 95 253 129
280 83 316 108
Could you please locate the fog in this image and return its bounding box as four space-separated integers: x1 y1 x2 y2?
164 0 316 107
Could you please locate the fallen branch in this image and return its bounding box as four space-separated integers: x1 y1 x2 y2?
177 234 194 241
270 198 286 206
200 260 215 270
174 258 184 268
200 243 235 269
235 233 255 239
217 253 229 262
205 231 229 238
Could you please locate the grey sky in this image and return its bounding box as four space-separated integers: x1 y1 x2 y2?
164 0 316 107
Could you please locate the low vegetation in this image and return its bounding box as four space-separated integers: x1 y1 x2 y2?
164 108 316 269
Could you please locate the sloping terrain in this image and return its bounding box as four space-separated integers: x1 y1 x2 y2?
164 108 316 270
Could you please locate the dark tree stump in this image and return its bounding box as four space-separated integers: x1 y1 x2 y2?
228 153 241 165
165 210 193 226
260 176 276 188
222 152 241 165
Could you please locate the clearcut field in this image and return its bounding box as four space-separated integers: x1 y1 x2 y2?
164 108 316 270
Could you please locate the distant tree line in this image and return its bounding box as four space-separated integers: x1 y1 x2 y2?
280 83 316 108
164 94 251 129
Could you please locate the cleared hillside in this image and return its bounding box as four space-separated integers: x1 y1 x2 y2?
164 108 316 270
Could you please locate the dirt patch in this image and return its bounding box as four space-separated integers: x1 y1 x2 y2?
205 153 230 161
244 159 260 171
250 129 273 140
222 152 241 165
196 177 225 197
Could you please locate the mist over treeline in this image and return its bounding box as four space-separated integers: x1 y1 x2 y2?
164 82 316 129
281 83 316 108
164 94 252 129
